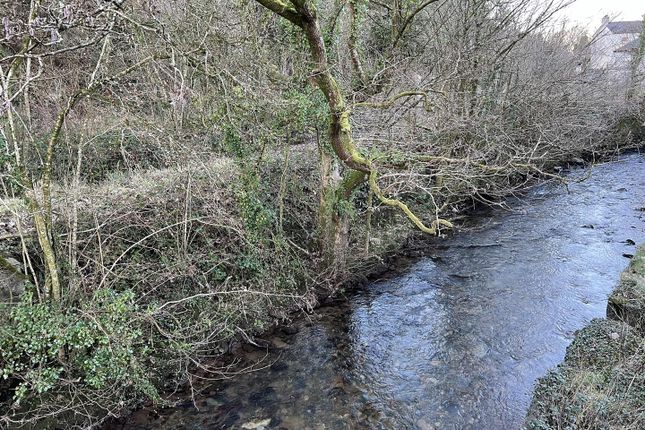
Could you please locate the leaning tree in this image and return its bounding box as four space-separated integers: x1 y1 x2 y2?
253 0 453 273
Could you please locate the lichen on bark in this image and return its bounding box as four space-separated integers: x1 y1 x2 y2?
255 0 453 263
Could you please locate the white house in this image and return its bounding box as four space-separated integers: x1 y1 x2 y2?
590 16 643 73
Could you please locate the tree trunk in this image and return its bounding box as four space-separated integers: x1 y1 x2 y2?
253 0 451 277
288 1 370 275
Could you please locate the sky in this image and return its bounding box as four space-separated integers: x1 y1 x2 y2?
557 0 645 30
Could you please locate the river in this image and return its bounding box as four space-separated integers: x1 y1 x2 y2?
123 154 645 430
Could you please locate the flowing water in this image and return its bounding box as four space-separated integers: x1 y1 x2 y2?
125 154 645 430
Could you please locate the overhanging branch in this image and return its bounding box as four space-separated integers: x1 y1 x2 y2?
254 0 304 27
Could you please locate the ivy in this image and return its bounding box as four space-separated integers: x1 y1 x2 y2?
0 290 158 406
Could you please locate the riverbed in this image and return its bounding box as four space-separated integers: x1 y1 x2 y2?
123 154 645 430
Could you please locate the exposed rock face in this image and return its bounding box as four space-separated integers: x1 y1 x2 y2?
0 200 29 303
0 257 25 303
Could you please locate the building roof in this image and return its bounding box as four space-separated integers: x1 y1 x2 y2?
606 21 643 35
615 39 641 53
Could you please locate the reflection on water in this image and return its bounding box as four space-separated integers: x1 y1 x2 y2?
124 155 645 430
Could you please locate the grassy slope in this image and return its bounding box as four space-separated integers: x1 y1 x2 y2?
524 245 645 430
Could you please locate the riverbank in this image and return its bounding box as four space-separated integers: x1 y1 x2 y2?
1 148 643 429
110 153 644 430
524 244 645 430
0 146 455 428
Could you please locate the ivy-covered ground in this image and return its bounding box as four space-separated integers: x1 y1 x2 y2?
0 150 413 428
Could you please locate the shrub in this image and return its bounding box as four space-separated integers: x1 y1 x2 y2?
0 290 159 428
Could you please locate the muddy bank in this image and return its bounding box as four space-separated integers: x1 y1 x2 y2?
524 245 645 430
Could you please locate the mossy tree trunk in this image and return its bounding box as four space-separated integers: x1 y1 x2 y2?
3 45 158 303
256 0 370 275
627 19 645 101
254 0 451 276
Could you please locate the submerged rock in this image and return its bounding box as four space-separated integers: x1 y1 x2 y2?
270 336 289 349
241 418 271 429
269 361 288 372
204 397 222 407
280 325 300 336
248 386 277 407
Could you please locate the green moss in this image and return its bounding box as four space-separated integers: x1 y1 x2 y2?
525 320 645 430
608 245 645 332
0 255 26 280
565 319 642 368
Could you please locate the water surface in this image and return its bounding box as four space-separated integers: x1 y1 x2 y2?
126 154 645 430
